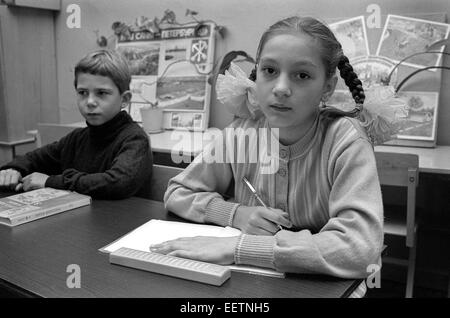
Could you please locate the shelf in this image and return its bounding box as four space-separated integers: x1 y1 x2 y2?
1 0 60 11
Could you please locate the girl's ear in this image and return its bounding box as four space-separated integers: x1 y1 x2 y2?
322 76 338 101
120 90 132 108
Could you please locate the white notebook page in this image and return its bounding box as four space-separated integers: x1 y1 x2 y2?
100 219 285 278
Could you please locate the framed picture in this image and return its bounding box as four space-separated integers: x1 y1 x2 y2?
376 15 450 70
167 112 204 130
128 76 157 104
351 55 398 87
329 89 440 147
116 22 215 131
157 76 207 111
116 42 160 76
384 91 439 147
329 16 370 61
333 55 399 96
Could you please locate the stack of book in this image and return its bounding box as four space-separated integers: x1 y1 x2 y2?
0 188 91 226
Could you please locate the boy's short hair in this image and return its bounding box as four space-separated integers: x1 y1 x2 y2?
74 50 131 94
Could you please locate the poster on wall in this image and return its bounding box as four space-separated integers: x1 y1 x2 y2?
329 89 440 146
350 55 398 87
376 15 450 70
116 22 215 131
329 16 370 61
327 13 449 147
387 91 440 143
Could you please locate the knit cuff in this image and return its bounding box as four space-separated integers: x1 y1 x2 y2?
205 197 240 227
234 234 276 269
45 175 64 189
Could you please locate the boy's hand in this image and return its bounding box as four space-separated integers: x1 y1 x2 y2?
233 205 292 235
21 172 49 191
0 169 22 191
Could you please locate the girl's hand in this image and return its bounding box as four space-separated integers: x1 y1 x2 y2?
149 236 240 265
233 205 292 235
21 172 49 192
0 169 22 191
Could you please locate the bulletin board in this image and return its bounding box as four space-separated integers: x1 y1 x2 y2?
116 22 215 131
328 14 450 147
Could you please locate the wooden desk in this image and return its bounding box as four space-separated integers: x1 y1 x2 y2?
375 145 450 175
0 196 360 298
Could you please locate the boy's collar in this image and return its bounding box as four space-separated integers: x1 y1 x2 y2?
86 111 131 138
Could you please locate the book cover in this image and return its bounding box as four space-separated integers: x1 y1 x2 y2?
0 188 91 226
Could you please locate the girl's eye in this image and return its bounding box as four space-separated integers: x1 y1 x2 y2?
77 90 88 97
261 67 277 76
97 91 109 96
294 72 310 80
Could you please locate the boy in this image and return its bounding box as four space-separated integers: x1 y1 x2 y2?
0 50 153 199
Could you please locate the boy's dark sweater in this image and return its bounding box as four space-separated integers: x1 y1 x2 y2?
1 111 153 199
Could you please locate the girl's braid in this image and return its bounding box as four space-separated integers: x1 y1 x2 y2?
320 55 364 119
337 55 365 107
249 66 257 81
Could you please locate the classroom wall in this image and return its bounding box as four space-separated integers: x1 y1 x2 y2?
0 5 59 164
0 6 59 142
54 0 450 145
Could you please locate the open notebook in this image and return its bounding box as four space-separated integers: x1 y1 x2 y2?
100 219 285 278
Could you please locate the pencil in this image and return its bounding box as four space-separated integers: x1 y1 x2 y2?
242 177 283 231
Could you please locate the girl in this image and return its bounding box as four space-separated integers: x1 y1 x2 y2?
154 16 383 296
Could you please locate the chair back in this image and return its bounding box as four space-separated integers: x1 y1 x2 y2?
375 152 419 247
37 123 85 147
147 164 184 202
